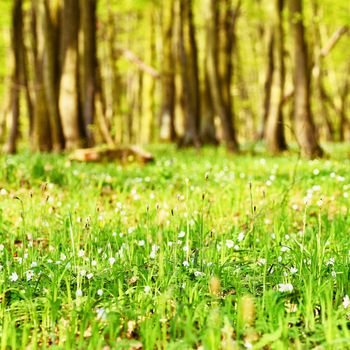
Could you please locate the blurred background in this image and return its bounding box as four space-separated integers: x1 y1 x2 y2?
0 0 349 158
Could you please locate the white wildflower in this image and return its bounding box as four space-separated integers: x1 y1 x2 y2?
278 283 293 293
343 295 350 309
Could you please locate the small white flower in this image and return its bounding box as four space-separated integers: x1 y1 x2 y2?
108 257 116 266
80 270 86 277
278 256 282 263
244 341 253 349
278 283 293 293
167 241 173 247
178 231 186 238
87 273 93 279
343 295 350 309
60 253 67 261
183 245 189 252
271 233 276 240
331 270 337 278
225 240 234 248
326 258 335 266
96 307 106 320
257 258 266 266
281 246 290 252
138 240 145 247
237 231 245 242
183 260 189 267
97 289 103 296
78 249 85 257
144 285 151 294
0 244 4 251
0 188 7 195
91 260 97 267
194 271 204 277
313 169 320 175
290 267 298 274
76 289 83 297
26 270 34 281
30 261 38 268
150 251 156 259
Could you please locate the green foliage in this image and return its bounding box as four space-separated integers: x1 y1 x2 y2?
0 146 350 348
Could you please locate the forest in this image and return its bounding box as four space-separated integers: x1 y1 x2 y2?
0 0 349 157
1 1 350 349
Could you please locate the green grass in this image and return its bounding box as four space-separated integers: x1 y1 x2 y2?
1 145 350 349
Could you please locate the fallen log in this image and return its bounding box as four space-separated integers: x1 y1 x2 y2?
69 145 154 164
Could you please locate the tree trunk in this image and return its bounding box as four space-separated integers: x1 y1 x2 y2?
259 30 274 141
289 0 323 158
31 0 52 151
6 0 23 154
59 0 83 150
160 0 176 142
206 0 239 152
80 0 97 146
42 0 64 151
265 0 287 154
178 0 201 147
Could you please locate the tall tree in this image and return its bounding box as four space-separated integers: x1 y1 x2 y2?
6 0 23 153
31 0 52 151
80 0 97 146
160 0 177 142
59 0 84 150
265 0 287 154
206 0 239 152
289 0 323 158
42 0 64 151
178 0 201 147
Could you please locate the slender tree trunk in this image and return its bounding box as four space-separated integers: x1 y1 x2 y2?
80 0 97 146
160 0 176 142
178 0 201 147
259 30 274 140
42 0 64 151
265 0 287 153
31 0 52 151
6 0 23 154
59 0 83 150
206 0 239 152
289 0 323 158
339 64 350 141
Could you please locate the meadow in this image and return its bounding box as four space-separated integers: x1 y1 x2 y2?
1 145 350 349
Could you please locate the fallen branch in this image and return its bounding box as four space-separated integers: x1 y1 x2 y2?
69 145 154 164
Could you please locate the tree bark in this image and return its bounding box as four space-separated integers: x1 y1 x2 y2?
206 0 239 152
59 0 83 150
6 0 23 154
178 0 201 147
160 0 177 142
265 0 287 154
80 0 97 146
31 0 52 151
42 0 64 151
289 0 323 158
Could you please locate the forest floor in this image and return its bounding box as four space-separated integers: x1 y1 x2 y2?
1 144 350 349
